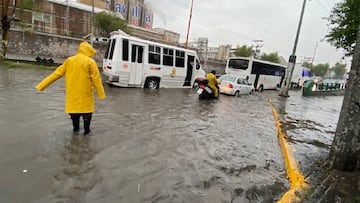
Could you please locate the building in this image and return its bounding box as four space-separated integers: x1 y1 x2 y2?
4 0 155 36
4 0 230 65
80 0 154 30
193 37 231 61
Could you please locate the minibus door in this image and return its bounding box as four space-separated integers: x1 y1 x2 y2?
129 43 144 85
184 55 195 86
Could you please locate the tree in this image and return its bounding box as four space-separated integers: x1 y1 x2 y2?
94 12 131 37
1 0 17 58
302 61 313 69
326 0 360 56
310 63 330 76
331 62 347 77
260 52 280 63
233 45 252 57
18 0 34 10
329 24 360 171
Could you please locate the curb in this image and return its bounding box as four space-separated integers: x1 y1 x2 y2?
268 99 308 203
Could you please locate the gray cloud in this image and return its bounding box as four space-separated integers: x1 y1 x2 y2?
150 0 346 66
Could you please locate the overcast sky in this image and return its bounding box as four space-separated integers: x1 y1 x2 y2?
146 0 350 68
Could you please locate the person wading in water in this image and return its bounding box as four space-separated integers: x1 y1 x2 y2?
35 41 106 135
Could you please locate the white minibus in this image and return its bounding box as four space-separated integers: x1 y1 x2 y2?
102 30 205 89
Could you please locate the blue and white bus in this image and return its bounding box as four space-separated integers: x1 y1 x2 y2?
225 56 286 91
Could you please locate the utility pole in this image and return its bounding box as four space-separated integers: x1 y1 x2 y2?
329 23 360 171
311 41 319 65
252 39 263 58
90 0 95 46
185 0 194 49
279 0 307 97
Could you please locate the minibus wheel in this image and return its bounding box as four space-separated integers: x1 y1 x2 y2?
145 78 160 89
258 85 264 92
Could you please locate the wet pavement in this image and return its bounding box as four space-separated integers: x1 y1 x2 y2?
0 65 344 203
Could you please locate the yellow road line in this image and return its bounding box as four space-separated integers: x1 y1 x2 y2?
268 99 308 203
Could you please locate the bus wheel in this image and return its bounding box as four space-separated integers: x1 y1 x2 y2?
258 85 264 92
145 78 160 89
234 91 240 97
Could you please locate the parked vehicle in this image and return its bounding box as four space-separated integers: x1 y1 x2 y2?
218 75 254 96
195 78 219 99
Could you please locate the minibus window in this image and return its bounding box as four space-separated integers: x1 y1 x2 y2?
104 40 111 59
149 45 160 65
108 39 116 60
138 46 143 63
163 48 174 66
175 50 185 68
131 45 136 62
123 39 129 61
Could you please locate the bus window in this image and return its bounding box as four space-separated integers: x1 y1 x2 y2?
149 45 160 65
175 50 185 68
122 39 129 61
108 39 116 60
229 58 249 70
252 61 285 76
163 48 174 66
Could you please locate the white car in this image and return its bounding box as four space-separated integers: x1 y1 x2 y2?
219 75 254 96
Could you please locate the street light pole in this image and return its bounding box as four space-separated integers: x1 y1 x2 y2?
279 0 307 97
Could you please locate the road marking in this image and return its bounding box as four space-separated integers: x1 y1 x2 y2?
269 99 308 203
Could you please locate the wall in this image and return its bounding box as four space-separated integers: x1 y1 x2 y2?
4 29 227 75
5 29 107 65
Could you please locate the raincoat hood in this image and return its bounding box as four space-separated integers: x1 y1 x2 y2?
78 41 96 58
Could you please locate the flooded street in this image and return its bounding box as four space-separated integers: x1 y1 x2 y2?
0 65 343 203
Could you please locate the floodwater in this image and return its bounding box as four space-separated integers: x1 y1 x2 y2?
0 65 343 203
271 90 344 176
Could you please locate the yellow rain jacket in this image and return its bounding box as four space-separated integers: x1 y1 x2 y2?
36 41 106 113
206 72 219 97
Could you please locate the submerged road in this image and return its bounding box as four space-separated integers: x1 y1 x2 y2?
0 65 343 202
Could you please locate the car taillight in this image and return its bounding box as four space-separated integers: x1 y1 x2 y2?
228 84 233 88
107 66 112 70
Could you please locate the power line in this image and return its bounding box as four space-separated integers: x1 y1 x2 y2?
314 0 331 14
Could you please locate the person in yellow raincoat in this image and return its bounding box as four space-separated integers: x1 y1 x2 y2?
206 70 219 98
35 41 106 135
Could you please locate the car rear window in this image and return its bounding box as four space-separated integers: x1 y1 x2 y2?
219 75 236 82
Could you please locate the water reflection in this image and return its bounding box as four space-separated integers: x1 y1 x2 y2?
51 136 99 202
